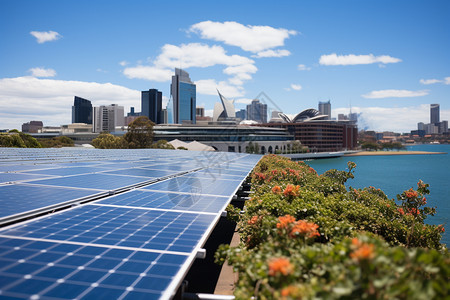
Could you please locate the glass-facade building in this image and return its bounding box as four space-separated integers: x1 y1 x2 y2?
72 96 92 124
318 100 331 120
171 68 196 124
141 89 163 124
246 99 267 123
430 104 440 125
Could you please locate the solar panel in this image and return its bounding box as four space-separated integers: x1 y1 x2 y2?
142 175 244 197
0 148 261 299
1 205 216 253
27 173 156 191
0 237 189 299
0 184 106 223
96 190 230 213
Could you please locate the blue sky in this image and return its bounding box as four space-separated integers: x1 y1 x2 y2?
1 0 449 132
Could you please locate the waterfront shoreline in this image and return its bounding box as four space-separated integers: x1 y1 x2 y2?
345 151 447 157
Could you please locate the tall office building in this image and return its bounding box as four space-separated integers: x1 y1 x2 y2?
93 104 124 133
171 68 196 124
430 104 440 125
72 96 92 124
246 99 267 123
196 107 205 117
236 109 246 120
141 89 163 124
318 100 331 120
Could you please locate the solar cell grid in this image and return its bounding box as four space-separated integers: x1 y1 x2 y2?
95 190 230 213
28 173 155 191
20 166 112 176
142 175 244 197
0 148 262 299
0 184 105 221
0 237 189 299
0 205 216 254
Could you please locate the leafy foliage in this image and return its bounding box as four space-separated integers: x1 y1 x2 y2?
151 140 175 149
91 133 127 149
123 116 154 148
216 154 448 299
0 131 41 148
38 136 74 148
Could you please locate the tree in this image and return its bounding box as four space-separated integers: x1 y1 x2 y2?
92 133 127 149
361 141 380 151
0 131 41 148
38 136 74 148
123 116 154 148
151 140 175 149
246 141 260 154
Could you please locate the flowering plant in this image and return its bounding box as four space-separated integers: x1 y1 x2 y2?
216 154 448 299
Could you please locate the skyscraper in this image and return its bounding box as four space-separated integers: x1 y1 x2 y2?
93 104 124 133
246 99 267 123
141 89 163 124
430 104 440 125
318 100 331 120
236 109 246 120
171 68 196 124
72 96 92 124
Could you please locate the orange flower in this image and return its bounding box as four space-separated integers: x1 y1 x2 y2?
408 208 420 216
405 188 418 199
281 285 300 298
350 238 375 261
283 184 300 197
272 186 282 194
277 215 296 229
248 216 259 225
268 257 293 276
397 207 405 215
290 220 320 238
308 167 316 173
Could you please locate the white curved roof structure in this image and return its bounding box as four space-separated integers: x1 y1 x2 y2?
213 90 236 122
277 109 328 123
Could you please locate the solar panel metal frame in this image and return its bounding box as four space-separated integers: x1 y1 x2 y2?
0 148 261 299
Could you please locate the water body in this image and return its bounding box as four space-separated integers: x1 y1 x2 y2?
307 144 449 246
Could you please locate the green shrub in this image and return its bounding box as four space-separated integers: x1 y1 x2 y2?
217 154 448 299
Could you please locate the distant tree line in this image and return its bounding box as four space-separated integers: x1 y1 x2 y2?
360 141 406 151
92 116 174 150
0 130 74 148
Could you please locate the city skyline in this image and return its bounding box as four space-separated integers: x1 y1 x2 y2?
0 0 449 132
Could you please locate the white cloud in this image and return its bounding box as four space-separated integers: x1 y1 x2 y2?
119 61 128 67
235 98 253 104
162 95 169 108
319 53 401 66
154 43 253 69
420 77 450 85
0 76 140 130
333 105 450 133
204 109 214 117
297 64 311 71
123 66 173 82
290 84 302 91
30 31 62 43
252 49 291 58
362 89 429 99
195 79 244 98
28 67 56 78
189 21 297 53
420 79 441 85
123 43 256 86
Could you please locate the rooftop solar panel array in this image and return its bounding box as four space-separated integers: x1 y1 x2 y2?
0 148 260 299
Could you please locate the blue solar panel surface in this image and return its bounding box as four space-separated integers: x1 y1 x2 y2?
0 148 261 299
